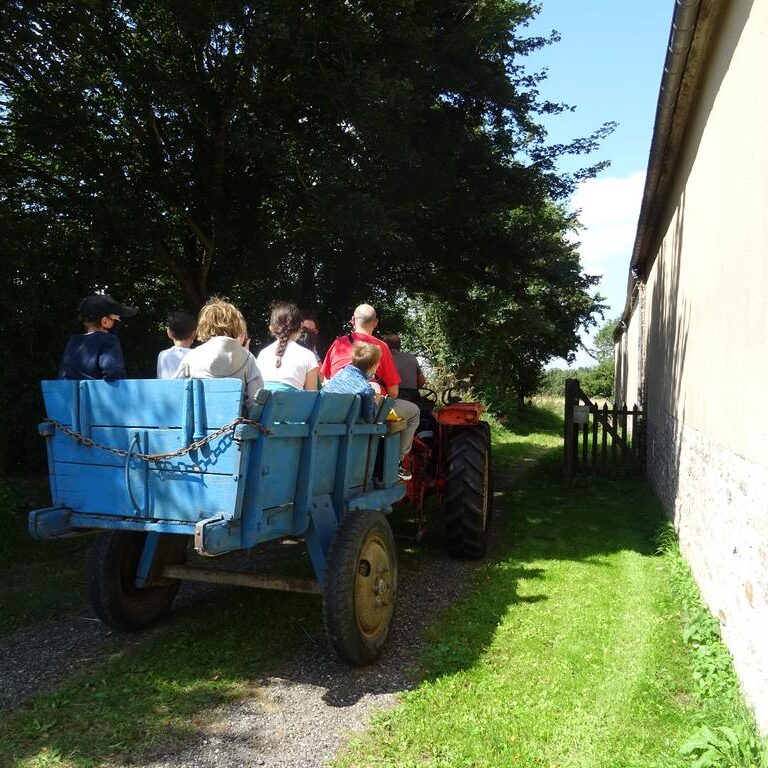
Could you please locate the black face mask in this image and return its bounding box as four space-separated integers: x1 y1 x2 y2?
108 319 123 336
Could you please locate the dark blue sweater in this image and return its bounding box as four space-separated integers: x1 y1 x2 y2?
323 364 377 422
58 332 126 380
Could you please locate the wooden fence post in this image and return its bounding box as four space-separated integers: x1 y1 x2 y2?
564 378 578 483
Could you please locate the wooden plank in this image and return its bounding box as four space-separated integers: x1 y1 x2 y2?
620 403 628 460
50 463 239 522
268 390 319 423
81 379 244 428
601 404 608 464
50 426 241 475
591 404 598 468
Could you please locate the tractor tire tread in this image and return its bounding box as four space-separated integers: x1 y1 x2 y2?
444 424 492 558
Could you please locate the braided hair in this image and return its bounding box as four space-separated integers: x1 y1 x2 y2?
268 302 303 368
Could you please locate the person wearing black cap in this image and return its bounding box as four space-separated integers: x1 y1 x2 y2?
58 294 138 380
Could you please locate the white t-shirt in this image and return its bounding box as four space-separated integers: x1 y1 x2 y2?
256 340 317 390
157 346 192 379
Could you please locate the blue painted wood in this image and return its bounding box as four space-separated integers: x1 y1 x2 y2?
333 399 361 518
292 394 324 533
29 506 72 540
49 427 242 474
42 379 244 429
269 390 319 423
304 494 337 590
50 463 240 522
69 513 195 535
78 381 90 438
34 383 406 585
135 532 161 587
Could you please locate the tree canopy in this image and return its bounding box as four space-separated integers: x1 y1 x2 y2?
0 1 610 471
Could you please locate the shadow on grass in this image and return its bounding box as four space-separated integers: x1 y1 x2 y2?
416 435 666 681
496 400 564 437
0 476 91 637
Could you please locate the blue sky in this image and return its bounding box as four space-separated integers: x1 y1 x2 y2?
523 0 674 366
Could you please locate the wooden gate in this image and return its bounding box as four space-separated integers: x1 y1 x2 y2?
563 378 645 483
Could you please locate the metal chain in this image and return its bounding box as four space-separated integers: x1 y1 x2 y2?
43 417 272 462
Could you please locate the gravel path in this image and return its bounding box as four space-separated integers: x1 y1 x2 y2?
137 548 482 768
1 492 509 767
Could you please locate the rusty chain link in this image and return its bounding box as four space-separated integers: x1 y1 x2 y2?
43 417 272 462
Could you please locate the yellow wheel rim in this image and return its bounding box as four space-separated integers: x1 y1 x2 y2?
354 533 394 638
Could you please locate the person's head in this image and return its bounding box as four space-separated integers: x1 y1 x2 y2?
382 333 401 351
302 316 319 335
351 303 378 333
78 294 138 335
268 301 303 368
166 310 197 345
351 341 382 377
296 325 318 353
196 297 245 342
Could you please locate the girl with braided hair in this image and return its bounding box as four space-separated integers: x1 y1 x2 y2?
256 302 319 391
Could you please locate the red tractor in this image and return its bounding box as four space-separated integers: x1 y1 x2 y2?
398 385 493 558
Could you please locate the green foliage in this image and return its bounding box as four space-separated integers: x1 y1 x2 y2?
680 726 768 768
535 317 618 401
655 527 768 768
0 1 612 471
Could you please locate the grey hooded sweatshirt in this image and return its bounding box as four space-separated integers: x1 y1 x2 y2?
173 336 263 409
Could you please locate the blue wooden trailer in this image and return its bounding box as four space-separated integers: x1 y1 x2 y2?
29 379 407 664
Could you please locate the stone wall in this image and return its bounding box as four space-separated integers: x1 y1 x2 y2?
647 411 768 731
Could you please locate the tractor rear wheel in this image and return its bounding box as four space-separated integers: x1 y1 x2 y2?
323 510 397 665
444 423 492 558
88 531 188 630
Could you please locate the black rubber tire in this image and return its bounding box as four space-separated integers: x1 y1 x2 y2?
323 510 398 666
88 531 188 630
444 423 493 558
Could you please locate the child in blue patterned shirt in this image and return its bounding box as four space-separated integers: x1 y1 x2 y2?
322 342 382 422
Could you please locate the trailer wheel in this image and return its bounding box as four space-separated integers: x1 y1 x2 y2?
88 531 188 630
444 423 493 558
323 510 397 665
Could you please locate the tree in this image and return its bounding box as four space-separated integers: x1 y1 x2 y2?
0 1 612 471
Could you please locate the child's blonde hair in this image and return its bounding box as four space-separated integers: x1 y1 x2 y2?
196 298 245 342
351 341 381 375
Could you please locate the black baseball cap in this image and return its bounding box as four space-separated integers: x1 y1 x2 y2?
78 294 139 320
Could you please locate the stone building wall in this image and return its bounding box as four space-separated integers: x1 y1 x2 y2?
646 412 768 729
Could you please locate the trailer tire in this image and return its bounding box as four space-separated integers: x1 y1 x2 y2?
323 510 397 666
444 423 492 558
88 531 187 630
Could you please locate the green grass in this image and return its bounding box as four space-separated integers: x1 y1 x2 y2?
335 402 765 768
0 478 90 636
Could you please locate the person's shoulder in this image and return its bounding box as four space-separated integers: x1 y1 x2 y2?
295 343 317 364
99 333 122 349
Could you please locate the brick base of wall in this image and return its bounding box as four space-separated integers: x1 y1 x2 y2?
647 412 768 732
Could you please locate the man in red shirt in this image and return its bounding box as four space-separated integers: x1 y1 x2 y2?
321 304 420 480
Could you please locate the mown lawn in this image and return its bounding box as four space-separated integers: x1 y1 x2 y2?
335 403 765 768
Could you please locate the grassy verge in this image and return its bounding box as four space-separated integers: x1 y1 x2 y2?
336 403 766 768
0 478 90 637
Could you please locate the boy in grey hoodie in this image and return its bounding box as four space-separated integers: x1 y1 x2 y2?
173 298 263 410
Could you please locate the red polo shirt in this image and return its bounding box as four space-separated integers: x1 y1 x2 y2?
320 332 401 394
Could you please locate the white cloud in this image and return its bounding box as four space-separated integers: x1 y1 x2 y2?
569 170 645 276
548 171 646 369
